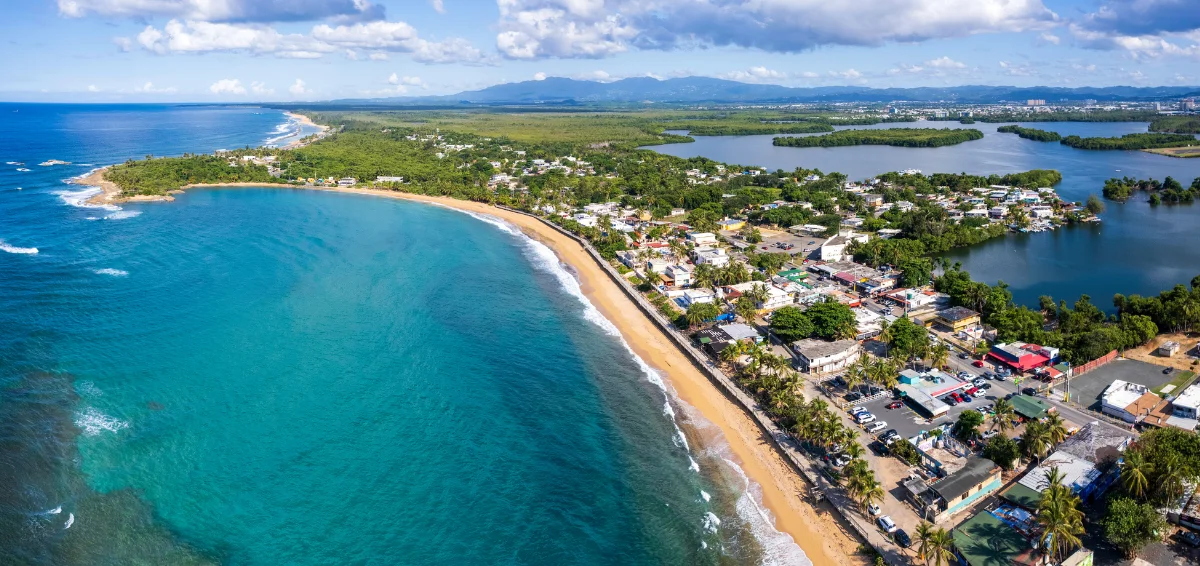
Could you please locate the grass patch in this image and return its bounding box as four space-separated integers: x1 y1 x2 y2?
1154 370 1197 396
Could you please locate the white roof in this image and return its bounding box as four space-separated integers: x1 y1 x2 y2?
1018 450 1100 495
1102 380 1149 410
718 323 761 341
1174 383 1200 411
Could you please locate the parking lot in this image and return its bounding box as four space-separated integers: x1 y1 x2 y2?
842 375 1005 444
1063 359 1177 410
722 228 829 260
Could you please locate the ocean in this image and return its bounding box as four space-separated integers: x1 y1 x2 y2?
0 105 807 564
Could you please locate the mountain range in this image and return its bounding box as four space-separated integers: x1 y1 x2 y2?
337 77 1200 106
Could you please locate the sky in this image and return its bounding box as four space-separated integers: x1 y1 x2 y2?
2 0 1200 102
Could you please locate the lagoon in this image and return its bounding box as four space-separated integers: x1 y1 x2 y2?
643 122 1200 308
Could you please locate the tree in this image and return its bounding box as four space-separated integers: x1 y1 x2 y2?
1119 450 1153 500
1085 193 1106 215
1021 421 1051 464
927 342 950 370
1037 466 1086 563
991 398 1016 433
897 256 933 288
769 306 814 343
1102 497 1165 558
914 521 936 564
734 295 759 323
884 316 929 362
953 410 984 441
692 263 716 288
983 435 1021 470
927 528 956 566
805 298 858 340
1044 413 1068 446
685 302 719 328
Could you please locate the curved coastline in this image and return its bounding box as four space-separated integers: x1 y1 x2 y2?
73 170 868 566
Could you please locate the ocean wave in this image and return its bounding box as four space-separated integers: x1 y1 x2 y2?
42 506 62 516
74 407 129 437
104 210 142 220
264 117 302 147
702 511 721 533
77 380 104 397
55 187 119 211
0 240 38 254
722 457 813 566
700 490 711 502
94 268 129 277
64 513 74 530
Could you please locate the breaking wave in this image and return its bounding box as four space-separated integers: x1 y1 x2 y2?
94 268 129 277
74 407 129 437
0 239 38 254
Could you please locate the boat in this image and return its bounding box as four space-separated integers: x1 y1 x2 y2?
39 160 72 166
16 168 30 172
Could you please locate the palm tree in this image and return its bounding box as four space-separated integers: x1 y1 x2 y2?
1154 454 1186 504
747 283 770 306
1037 467 1085 563
927 343 950 370
844 354 870 394
927 528 956 566
692 263 716 289
860 478 885 512
719 341 745 364
1043 413 1068 446
734 296 758 323
684 305 707 328
1119 449 1153 500
1021 421 1051 464
914 521 936 564
843 441 865 461
991 398 1015 433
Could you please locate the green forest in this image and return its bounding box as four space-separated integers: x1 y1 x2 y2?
1060 133 1199 150
976 110 1159 123
996 125 1062 142
103 154 282 196
772 128 984 148
1102 176 1200 204
1149 115 1200 134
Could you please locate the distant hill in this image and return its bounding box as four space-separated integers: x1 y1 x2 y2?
332 77 1200 106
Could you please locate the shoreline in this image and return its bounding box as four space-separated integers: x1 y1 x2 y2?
79 178 867 565
282 112 328 149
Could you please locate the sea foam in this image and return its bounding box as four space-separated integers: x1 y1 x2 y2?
55 185 140 219
74 407 129 436
94 268 129 277
64 513 74 530
0 240 38 254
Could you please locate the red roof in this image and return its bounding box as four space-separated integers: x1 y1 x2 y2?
987 351 1050 371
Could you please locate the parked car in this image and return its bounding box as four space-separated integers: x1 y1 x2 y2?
834 455 852 467
982 430 999 440
845 392 862 402
886 401 903 410
965 387 979 396
868 503 882 516
1022 387 1037 396
893 529 912 548
983 371 994 379
945 397 959 407
962 394 974 403
958 371 972 380
977 383 992 391
973 360 985 368
1164 367 1175 375
973 378 987 387
1177 530 1200 547
958 353 970 360
850 406 870 416
866 421 887 433
994 373 1008 381
876 515 897 533
857 413 876 424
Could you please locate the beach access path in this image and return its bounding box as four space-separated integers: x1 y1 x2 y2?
76 174 883 565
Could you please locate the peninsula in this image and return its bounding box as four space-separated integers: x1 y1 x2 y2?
772 128 984 148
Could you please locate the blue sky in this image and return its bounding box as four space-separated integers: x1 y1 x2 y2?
3 0 1199 102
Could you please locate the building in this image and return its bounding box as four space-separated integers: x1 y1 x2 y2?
818 232 869 262
692 247 730 268
896 369 969 417
1101 380 1161 423
687 232 718 246
1173 383 1200 420
952 511 1040 566
718 323 763 344
934 306 980 333
1009 394 1052 420
1055 422 1131 467
374 176 404 183
337 177 357 187
863 194 884 207
792 339 861 374
1027 99 1046 106
665 264 693 287
987 343 1058 372
716 218 746 231
1007 449 1103 508
1158 341 1181 357
928 457 1003 521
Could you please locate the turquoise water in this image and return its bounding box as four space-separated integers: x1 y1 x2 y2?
643 122 1200 307
0 106 806 564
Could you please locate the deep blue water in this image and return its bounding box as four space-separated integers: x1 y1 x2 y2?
644 122 1200 308
0 105 804 565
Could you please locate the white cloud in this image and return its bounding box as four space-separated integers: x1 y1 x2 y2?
57 0 386 23
209 78 247 95
289 79 311 96
87 85 100 92
126 18 487 64
830 68 863 80
251 81 274 95
134 81 177 93
799 71 820 79
388 73 424 86
998 60 1037 76
1040 32 1060 44
533 71 547 80
721 66 787 83
495 0 1058 59
430 0 445 14
344 49 359 59
113 36 133 51
925 56 966 69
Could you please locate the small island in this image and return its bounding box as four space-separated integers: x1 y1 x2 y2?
1060 132 1199 150
1149 115 1200 134
772 127 984 148
996 125 1062 142
1102 175 1200 204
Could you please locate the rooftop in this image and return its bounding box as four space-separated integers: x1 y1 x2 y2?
1054 422 1130 464
1017 450 1101 496
792 338 859 359
936 306 980 322
718 323 761 342
1175 382 1200 411
952 511 1038 566
931 456 999 503
1009 394 1051 419
1102 380 1153 411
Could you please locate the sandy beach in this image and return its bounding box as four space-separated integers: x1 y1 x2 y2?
282 112 328 149
71 173 867 565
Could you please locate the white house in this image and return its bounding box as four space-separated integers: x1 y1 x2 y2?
679 289 716 307
1030 206 1055 219
793 339 861 374
688 232 719 246
693 247 730 268
761 286 794 311
337 177 357 187
1101 380 1161 423
1172 383 1200 420
819 232 870 262
573 213 599 228
666 264 693 287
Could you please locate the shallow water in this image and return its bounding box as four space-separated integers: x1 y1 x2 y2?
0 105 803 565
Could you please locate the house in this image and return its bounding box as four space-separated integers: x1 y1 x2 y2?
1158 341 1181 357
841 217 865 228
687 232 718 246
573 213 599 228
928 457 1003 521
853 308 883 339
987 343 1058 372
718 323 763 344
716 218 746 231
965 207 988 219
792 339 861 374
885 288 940 310
863 194 884 207
1173 383 1200 420
759 286 794 312
1029 206 1054 218
692 247 730 268
375 176 404 183
988 206 1008 219
818 232 869 262
337 177 357 187
666 264 693 287
1008 449 1103 507
678 288 716 307
1009 394 1052 420
1101 380 1161 423
934 306 980 333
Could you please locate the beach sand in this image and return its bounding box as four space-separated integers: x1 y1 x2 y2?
283 112 328 149
73 174 868 565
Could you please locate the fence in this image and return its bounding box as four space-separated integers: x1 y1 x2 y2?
1071 349 1118 377
497 206 908 565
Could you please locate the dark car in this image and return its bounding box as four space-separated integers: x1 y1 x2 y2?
1022 387 1037 396
1178 530 1200 547
845 392 863 402
893 529 911 548
1164 367 1175 375
958 353 970 359
977 383 992 391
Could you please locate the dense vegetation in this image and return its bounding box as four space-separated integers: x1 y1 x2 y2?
103 154 281 196
773 128 984 148
1149 115 1200 134
1102 175 1200 203
1102 427 1200 556
996 125 1062 142
1060 132 1199 150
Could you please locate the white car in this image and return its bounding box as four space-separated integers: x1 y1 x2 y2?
973 378 987 387
866 421 888 433
877 515 898 533
868 503 882 516
834 455 852 467
856 412 876 424
849 406 870 416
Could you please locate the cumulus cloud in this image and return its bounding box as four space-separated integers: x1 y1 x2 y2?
1068 1 1200 59
999 60 1037 77
134 81 177 93
87 85 100 92
430 0 446 13
128 18 487 64
289 79 311 96
251 81 274 95
1040 32 1060 44
720 66 788 83
388 73 425 86
925 56 966 69
533 71 547 80
495 0 1059 59
210 78 247 95
57 0 385 23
